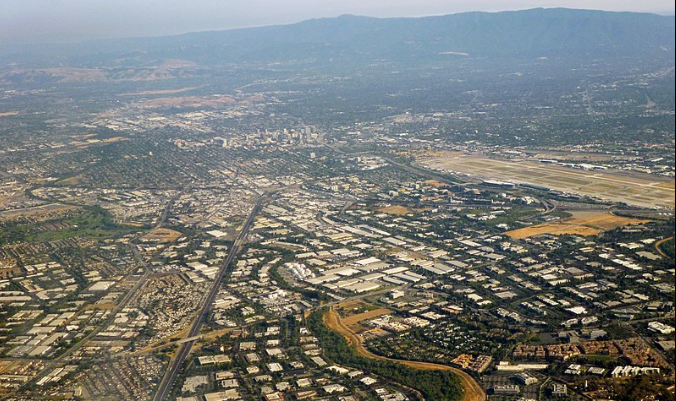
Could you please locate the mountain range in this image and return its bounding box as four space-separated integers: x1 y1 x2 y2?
2 8 674 68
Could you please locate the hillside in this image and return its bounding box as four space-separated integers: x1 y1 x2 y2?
2 8 674 68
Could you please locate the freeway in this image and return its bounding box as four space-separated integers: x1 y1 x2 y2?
152 194 267 401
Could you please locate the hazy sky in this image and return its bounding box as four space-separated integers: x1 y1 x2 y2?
2 0 674 44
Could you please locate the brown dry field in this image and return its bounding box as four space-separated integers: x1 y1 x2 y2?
119 87 197 96
32 66 187 83
342 308 393 326
136 325 234 356
57 176 84 186
507 224 600 239
87 302 117 311
506 212 649 239
335 300 369 313
0 197 11 208
425 179 447 188
324 308 486 401
102 137 128 143
43 67 108 82
419 154 675 208
141 227 183 243
200 327 235 341
140 96 236 108
0 111 19 117
377 205 411 215
573 213 650 230
120 222 144 227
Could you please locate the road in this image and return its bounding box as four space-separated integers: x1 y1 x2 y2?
153 185 189 229
152 195 266 401
655 237 674 259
